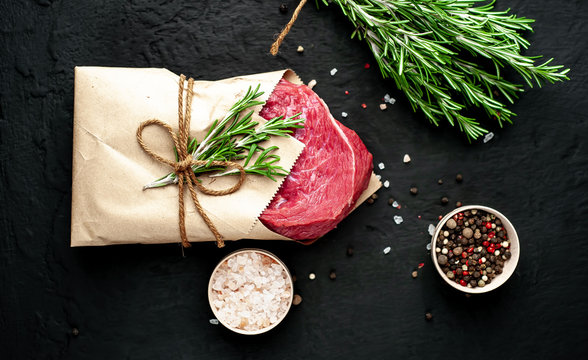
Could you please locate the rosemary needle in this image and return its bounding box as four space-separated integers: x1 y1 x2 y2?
322 0 570 141
144 85 304 189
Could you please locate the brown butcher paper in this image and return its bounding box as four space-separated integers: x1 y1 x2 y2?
71 67 381 246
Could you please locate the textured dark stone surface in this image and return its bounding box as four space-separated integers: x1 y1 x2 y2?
1 1 587 359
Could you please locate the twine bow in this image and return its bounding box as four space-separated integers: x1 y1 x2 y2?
136 75 246 248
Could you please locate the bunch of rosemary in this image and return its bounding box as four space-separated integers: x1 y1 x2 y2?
321 0 570 141
144 84 303 189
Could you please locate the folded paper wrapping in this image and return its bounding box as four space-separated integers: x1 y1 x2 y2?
71 67 381 246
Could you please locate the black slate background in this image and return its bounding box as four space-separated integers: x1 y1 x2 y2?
1 1 587 359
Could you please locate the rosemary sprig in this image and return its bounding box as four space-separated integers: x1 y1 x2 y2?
144 84 304 189
321 0 570 141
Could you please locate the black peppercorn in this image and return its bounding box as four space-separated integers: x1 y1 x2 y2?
279 3 288 13
456 173 463 182
441 196 449 205
346 246 354 256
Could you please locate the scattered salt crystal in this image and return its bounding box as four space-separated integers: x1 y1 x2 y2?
383 94 396 104
379 103 387 111
483 132 494 143
209 319 219 325
341 112 348 118
383 246 391 255
426 243 432 251
330 68 338 76
378 162 385 170
403 154 411 163
375 174 381 180
307 79 317 89
297 45 304 53
428 224 435 236
394 215 403 224
392 200 399 208
383 180 390 188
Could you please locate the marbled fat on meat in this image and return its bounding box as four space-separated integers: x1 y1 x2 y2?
259 79 373 240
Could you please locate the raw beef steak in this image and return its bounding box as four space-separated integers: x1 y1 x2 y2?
258 79 373 240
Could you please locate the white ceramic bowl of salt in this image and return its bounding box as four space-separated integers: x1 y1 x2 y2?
208 248 294 334
431 205 520 294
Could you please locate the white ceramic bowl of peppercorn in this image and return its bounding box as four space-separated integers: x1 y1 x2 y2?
431 205 519 294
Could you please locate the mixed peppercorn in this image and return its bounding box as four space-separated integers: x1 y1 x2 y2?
435 209 512 288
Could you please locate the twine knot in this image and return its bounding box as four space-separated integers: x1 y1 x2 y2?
136 75 246 249
174 155 194 173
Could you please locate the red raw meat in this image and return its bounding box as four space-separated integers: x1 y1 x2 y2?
258 79 373 240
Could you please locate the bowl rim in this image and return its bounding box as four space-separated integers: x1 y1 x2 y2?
430 205 520 294
208 248 294 335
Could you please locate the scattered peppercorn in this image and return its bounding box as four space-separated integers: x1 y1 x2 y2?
309 273 316 280
456 173 463 183
346 246 354 257
441 196 449 205
438 179 443 185
371 193 378 200
425 312 433 321
367 198 374 204
410 186 418 195
456 201 463 207
279 3 288 13
72 328 79 337
292 294 302 306
329 270 337 280
411 270 418 279
388 198 395 206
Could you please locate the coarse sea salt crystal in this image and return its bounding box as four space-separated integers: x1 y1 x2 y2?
209 251 292 332
403 154 411 163
394 215 403 224
383 180 390 188
383 94 396 104
383 246 391 255
330 68 338 76
428 224 435 236
209 319 219 325
378 162 385 170
426 243 432 251
483 132 494 143
341 112 348 118
392 200 399 208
